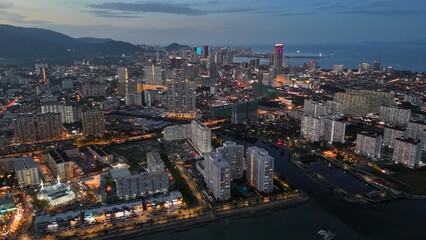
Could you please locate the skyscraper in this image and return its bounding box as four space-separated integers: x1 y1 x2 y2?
166 78 196 117
355 132 382 158
117 67 128 83
373 60 381 71
204 152 231 201
202 44 209 59
12 113 63 143
393 138 422 168
231 101 258 124
144 63 163 85
190 120 212 153
301 115 323 142
81 109 105 136
323 119 346 143
246 147 274 193
273 44 284 71
215 141 245 179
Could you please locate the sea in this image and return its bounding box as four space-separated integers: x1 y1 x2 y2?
133 137 426 240
230 42 426 72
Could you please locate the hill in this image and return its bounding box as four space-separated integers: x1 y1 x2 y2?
0 24 141 58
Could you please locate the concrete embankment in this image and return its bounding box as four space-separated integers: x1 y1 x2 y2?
97 194 308 240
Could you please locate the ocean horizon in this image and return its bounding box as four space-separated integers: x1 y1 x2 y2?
225 42 426 72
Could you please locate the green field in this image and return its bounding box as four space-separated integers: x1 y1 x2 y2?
107 140 160 172
382 165 426 195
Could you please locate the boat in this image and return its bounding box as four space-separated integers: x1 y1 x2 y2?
317 230 336 240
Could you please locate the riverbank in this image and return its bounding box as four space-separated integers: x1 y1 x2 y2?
97 194 309 240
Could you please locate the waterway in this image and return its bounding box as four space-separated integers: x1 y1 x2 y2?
304 158 375 194
135 136 426 240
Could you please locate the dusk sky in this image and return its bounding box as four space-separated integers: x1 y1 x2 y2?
0 0 425 45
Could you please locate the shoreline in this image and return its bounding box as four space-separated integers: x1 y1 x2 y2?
95 194 309 240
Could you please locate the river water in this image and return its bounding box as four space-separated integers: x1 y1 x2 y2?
136 137 426 240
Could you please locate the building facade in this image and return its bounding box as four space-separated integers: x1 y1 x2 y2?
393 138 422 168
301 115 323 142
81 109 105 136
323 119 346 143
191 120 212 153
163 124 191 141
380 105 411 126
355 132 382 158
12 113 63 143
231 101 258 124
14 156 40 188
246 147 274 193
383 126 408 148
215 141 245 179
204 152 231 201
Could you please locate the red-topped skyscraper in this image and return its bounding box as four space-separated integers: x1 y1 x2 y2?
273 44 284 72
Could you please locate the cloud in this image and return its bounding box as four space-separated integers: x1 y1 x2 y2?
210 8 257 14
87 1 257 18
275 12 315 16
85 10 140 18
87 2 208 16
329 9 425 16
0 2 50 24
0 2 12 8
314 0 426 16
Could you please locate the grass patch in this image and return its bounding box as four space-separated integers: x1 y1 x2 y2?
107 140 159 172
379 164 426 195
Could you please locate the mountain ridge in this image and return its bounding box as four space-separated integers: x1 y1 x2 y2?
0 24 141 58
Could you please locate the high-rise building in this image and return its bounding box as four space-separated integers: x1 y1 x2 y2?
333 64 344 74
163 124 191 141
324 119 346 143
144 89 167 107
144 64 163 85
303 100 342 120
383 126 408 148
202 44 209 59
246 147 274 193
118 67 128 83
335 90 394 116
81 83 106 98
307 59 318 72
166 78 196 117
41 103 80 124
147 152 164 173
358 63 370 73
301 115 323 142
215 141 245 179
204 152 231 201
325 101 343 120
231 101 258 124
191 120 212 153
112 168 169 200
407 121 426 151
45 149 74 180
380 105 411 126
303 99 326 118
393 138 422 168
81 109 105 136
373 60 381 71
273 44 284 71
12 113 63 143
403 94 421 105
14 156 40 188
355 132 382 158
125 93 143 106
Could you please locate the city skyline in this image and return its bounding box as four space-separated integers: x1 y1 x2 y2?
0 0 425 45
